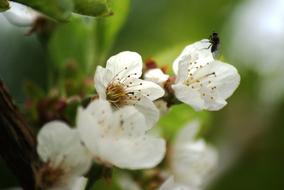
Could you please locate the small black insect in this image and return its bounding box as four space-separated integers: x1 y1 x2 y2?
209 32 220 53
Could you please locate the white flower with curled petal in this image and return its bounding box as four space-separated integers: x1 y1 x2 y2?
159 121 218 190
144 68 169 86
77 99 166 169
94 51 165 126
2 2 39 27
37 121 92 190
172 40 240 111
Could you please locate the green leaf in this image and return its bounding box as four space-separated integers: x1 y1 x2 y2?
13 0 74 21
73 0 112 17
0 0 9 12
48 17 95 93
48 18 95 72
94 0 130 64
158 104 210 140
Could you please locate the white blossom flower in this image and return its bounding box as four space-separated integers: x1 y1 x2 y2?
144 68 169 86
172 40 240 111
94 51 165 126
2 2 39 27
77 99 166 169
37 121 92 190
159 121 218 190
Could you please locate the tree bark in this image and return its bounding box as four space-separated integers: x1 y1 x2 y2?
0 80 39 190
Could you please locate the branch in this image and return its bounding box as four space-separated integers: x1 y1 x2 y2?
0 80 40 190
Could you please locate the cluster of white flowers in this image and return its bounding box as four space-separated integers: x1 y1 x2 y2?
36 99 166 189
36 51 167 189
36 38 240 189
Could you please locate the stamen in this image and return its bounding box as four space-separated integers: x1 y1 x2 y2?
106 83 128 107
184 70 217 87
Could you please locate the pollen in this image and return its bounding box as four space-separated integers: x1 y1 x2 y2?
106 82 128 107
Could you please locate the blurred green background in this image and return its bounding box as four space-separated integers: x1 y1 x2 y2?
1 0 284 189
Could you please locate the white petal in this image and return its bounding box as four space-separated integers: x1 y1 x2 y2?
94 66 113 99
175 121 200 145
159 177 175 190
173 40 214 74
198 87 227 111
144 68 169 85
173 59 240 111
110 106 149 136
159 177 194 190
3 2 38 27
77 107 101 160
205 61 240 100
132 96 160 127
126 78 165 101
190 60 240 111
97 106 165 169
77 99 166 170
172 84 204 111
106 51 143 79
85 99 113 126
175 60 190 84
172 140 218 187
37 121 92 176
173 121 218 187
98 135 166 169
71 177 88 190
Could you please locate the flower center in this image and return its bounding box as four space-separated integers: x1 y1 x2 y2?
106 82 128 107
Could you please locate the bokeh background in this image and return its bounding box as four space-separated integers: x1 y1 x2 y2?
1 0 284 189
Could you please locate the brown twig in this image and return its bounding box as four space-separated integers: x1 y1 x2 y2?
0 80 40 190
